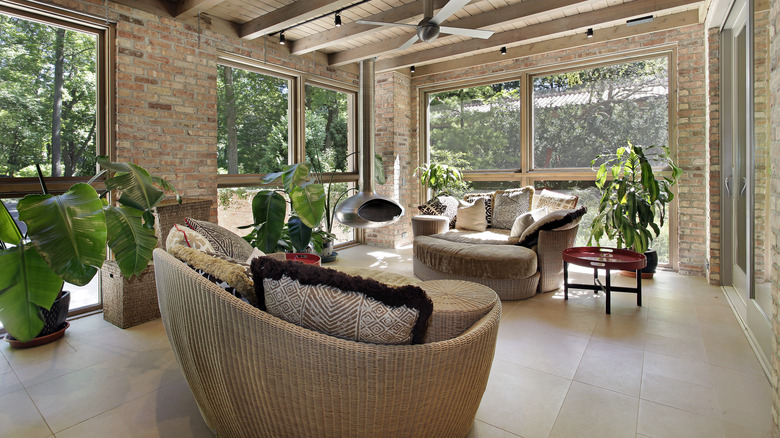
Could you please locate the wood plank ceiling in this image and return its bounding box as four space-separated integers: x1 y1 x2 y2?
157 0 705 73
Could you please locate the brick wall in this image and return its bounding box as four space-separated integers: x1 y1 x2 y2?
769 0 780 432
707 27 721 285
365 71 416 247
410 25 710 276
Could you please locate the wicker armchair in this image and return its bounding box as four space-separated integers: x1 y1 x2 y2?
153 249 501 438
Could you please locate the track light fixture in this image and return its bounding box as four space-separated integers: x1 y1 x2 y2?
500 46 507 55
410 65 415 73
335 13 342 27
586 28 594 38
279 31 286 45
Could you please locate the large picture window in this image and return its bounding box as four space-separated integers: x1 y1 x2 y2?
532 57 669 169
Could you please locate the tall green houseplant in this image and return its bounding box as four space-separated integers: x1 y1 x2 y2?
588 142 683 255
0 157 179 342
415 162 465 196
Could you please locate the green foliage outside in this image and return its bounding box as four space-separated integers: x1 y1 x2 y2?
0 14 98 178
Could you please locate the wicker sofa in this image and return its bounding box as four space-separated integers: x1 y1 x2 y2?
153 248 501 438
412 189 584 300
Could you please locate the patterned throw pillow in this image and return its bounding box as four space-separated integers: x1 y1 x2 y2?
417 195 459 228
531 189 579 212
455 198 487 232
184 217 255 261
251 256 433 345
518 206 587 248
492 187 534 229
169 245 258 306
462 192 494 226
165 224 215 253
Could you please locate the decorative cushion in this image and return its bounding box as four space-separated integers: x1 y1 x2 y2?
245 247 266 264
165 224 214 253
462 192 494 226
531 189 579 212
455 198 487 232
184 217 255 261
417 195 459 230
492 187 534 229
431 229 517 245
510 212 535 238
414 235 538 280
517 206 587 248
169 245 258 306
251 256 433 345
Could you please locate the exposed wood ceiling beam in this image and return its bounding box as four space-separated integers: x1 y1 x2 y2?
414 10 700 76
328 0 593 66
174 0 226 19
289 0 452 55
240 0 355 40
373 0 702 71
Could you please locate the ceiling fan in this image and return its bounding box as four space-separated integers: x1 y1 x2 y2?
357 0 494 51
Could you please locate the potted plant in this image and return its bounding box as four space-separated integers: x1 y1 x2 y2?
415 162 465 197
244 162 327 254
0 157 179 344
587 142 683 276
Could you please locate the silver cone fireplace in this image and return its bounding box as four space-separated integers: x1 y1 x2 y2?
334 58 404 229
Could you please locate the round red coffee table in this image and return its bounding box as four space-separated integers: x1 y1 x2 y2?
562 247 647 314
285 253 322 266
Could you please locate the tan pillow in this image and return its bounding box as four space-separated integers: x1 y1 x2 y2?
493 186 534 229
169 245 257 306
165 224 214 253
462 192 494 226
456 198 487 232
518 206 587 248
532 189 578 212
510 212 535 238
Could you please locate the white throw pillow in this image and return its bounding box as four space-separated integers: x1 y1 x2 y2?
165 224 214 253
510 212 535 238
456 198 488 232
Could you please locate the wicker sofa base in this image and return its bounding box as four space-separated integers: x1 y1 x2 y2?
414 258 540 300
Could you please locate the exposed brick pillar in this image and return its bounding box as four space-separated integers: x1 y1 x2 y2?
365 71 415 248
707 27 721 285
768 0 780 432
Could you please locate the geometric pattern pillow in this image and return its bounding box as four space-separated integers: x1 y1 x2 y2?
531 189 578 212
518 206 587 248
417 195 459 228
492 186 534 229
165 224 214 253
184 217 255 261
169 245 258 306
251 256 433 345
462 192 494 227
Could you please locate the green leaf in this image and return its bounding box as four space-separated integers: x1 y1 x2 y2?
289 184 326 228
282 163 312 193
374 154 386 185
18 184 106 286
288 217 313 253
98 157 165 212
105 206 158 278
0 243 63 343
0 201 23 246
262 171 284 185
640 160 659 202
251 191 286 253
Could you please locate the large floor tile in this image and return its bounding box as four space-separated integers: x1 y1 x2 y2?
709 365 773 432
646 307 699 327
637 399 725 438
0 369 23 397
640 373 720 418
643 333 708 363
573 340 644 396
591 314 647 349
549 381 639 438
495 324 588 379
476 359 570 438
54 378 211 438
0 389 52 438
0 336 77 371
642 351 712 387
466 420 521 438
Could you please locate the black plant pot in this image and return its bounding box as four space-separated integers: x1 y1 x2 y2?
39 290 71 337
642 250 658 274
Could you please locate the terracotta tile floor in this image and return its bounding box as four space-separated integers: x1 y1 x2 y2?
0 245 772 437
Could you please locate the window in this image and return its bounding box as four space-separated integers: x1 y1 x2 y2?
0 3 111 316
305 84 353 172
428 81 521 170
532 57 669 169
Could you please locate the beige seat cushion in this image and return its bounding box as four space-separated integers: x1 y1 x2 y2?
414 235 538 279
432 229 518 245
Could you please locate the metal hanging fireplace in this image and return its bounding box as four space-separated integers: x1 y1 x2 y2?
334 58 404 229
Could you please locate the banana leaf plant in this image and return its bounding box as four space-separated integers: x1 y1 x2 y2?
0 156 179 342
243 162 326 253
587 142 683 254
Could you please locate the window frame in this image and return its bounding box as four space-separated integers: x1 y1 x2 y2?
0 0 115 198
419 48 679 269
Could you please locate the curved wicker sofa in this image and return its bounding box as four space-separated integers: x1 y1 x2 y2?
153 248 501 438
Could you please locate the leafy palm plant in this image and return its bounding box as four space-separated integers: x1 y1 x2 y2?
415 162 464 196
0 157 179 342
587 142 683 254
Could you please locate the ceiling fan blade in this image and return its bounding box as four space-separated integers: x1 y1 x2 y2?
356 20 417 28
398 35 419 51
431 0 471 25
439 26 494 39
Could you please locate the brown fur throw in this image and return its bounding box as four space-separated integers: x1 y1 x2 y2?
170 245 257 306
251 256 433 344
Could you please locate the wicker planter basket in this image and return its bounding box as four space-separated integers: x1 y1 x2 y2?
102 261 158 328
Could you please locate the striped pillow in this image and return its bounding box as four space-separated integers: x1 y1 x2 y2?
184 217 255 261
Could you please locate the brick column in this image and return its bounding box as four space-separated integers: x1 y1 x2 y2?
768 0 780 432
707 27 721 285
